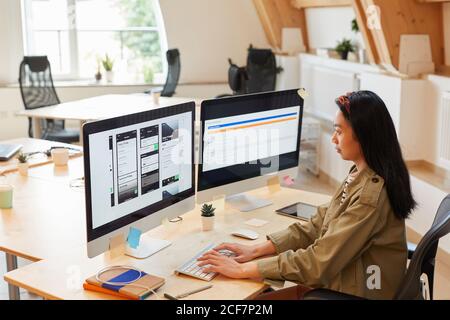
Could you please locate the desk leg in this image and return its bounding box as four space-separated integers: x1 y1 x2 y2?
32 118 42 139
6 253 20 300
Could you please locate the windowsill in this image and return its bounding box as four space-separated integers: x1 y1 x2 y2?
4 79 163 89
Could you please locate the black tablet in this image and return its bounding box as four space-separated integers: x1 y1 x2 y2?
275 202 318 221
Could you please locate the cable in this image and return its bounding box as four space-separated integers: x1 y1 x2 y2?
169 216 183 223
95 265 161 299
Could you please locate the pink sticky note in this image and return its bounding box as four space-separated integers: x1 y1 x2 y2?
283 176 295 186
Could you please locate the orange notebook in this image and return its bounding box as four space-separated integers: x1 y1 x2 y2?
83 282 133 300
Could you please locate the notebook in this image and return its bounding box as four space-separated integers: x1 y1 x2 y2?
85 268 165 300
0 144 22 161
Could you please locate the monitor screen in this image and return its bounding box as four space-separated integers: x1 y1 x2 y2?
198 90 303 192
83 103 195 242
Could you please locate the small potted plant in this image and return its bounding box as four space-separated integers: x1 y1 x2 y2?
17 152 29 176
95 58 102 82
102 54 114 83
201 203 216 231
335 38 355 60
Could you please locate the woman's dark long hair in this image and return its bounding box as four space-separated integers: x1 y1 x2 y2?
336 90 416 219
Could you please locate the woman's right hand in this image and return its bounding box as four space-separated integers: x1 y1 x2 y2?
212 243 260 263
213 243 272 263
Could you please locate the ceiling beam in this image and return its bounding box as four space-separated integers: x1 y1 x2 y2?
253 0 309 51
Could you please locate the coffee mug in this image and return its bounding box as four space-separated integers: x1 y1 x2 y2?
152 91 161 105
51 148 69 166
0 184 13 209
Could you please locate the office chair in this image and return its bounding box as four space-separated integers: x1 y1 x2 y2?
18 56 79 143
245 45 277 94
215 59 248 98
216 45 279 98
303 194 450 300
406 194 450 299
161 49 180 97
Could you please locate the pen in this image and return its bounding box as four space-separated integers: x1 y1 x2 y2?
165 284 213 300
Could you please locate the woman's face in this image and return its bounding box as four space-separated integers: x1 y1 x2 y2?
331 110 363 161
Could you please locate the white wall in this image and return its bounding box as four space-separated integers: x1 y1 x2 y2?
159 0 269 83
305 7 363 51
0 0 24 84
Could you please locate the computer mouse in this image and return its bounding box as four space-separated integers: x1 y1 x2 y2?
231 229 259 240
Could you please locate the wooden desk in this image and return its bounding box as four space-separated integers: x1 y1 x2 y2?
16 94 202 142
0 139 84 299
0 138 82 174
3 185 330 300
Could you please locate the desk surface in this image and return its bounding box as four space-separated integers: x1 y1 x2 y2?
0 156 85 261
0 138 82 174
16 94 202 122
3 184 330 300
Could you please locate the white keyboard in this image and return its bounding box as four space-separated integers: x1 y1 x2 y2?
175 243 236 281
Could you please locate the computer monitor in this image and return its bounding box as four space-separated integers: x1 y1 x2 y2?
197 89 303 212
83 102 195 259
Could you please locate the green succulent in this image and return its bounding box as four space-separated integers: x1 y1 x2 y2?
102 54 114 72
201 203 216 217
17 152 28 163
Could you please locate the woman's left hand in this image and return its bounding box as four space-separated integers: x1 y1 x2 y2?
197 250 260 279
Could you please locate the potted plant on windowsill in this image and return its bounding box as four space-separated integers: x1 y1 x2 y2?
201 203 216 231
102 54 114 83
335 38 355 61
17 152 29 176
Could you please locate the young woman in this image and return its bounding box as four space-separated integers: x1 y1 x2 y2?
198 90 416 300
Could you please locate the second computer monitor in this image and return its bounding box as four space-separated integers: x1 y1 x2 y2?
197 90 304 211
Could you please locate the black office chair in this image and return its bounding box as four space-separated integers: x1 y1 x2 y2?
161 49 180 97
303 194 450 300
216 45 279 98
406 194 450 299
18 56 79 143
245 45 277 94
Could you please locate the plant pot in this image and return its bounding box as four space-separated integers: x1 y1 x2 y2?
339 51 349 60
95 71 102 82
17 163 29 176
106 71 114 83
201 216 215 231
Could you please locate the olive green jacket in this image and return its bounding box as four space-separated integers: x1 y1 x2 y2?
257 166 407 299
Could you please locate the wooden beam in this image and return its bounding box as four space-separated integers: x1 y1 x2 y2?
253 0 309 51
352 0 379 64
292 0 352 8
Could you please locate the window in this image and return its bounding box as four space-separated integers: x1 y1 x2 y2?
22 0 168 83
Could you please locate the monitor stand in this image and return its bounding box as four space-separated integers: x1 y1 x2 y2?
124 234 171 259
225 193 273 212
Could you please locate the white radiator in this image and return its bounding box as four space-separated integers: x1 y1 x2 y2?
439 91 450 169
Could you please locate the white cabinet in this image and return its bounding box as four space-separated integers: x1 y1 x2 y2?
300 117 320 176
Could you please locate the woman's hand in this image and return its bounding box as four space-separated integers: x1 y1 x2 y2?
197 250 260 279
213 243 258 263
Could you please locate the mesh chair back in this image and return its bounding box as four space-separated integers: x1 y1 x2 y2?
394 195 450 299
245 47 276 94
19 56 62 137
19 56 60 109
161 49 180 97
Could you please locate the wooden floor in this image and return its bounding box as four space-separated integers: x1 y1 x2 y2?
0 168 448 300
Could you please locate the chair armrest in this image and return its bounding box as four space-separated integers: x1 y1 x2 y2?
303 288 366 300
407 241 417 260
